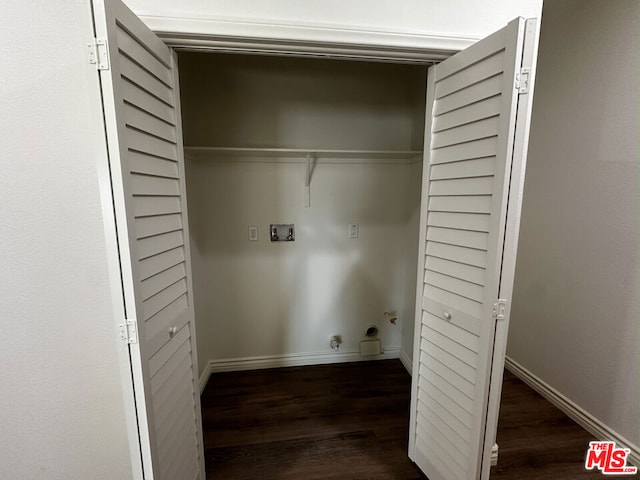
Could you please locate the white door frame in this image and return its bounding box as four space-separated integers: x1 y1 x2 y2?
138 16 478 64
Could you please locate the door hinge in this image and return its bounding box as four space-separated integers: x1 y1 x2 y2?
515 67 531 94
119 319 138 344
492 299 508 321
88 38 110 70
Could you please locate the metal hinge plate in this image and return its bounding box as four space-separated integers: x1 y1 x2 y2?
88 38 110 70
119 319 138 344
515 68 531 94
492 299 508 321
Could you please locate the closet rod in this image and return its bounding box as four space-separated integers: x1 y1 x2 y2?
183 146 422 160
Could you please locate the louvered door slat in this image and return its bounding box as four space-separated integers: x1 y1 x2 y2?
426 270 484 303
418 409 470 461
130 151 179 179
435 50 506 99
150 344 191 409
426 242 487 268
433 96 502 133
122 79 176 125
423 300 481 338
115 26 172 85
419 362 474 415
427 227 488 251
158 403 194 460
421 326 478 368
417 396 471 450
124 103 177 144
429 177 495 197
145 298 190 356
431 117 500 149
423 341 477 384
418 415 468 476
421 350 475 398
138 231 184 260
418 377 473 428
119 54 174 105
156 386 194 447
152 347 191 399
143 279 187 322
126 128 177 161
434 75 504 117
131 174 180 197
426 256 486 287
141 263 186 300
415 429 465 480
431 137 497 165
149 324 190 378
424 282 484 318
135 197 182 218
153 356 193 426
427 211 491 232
430 157 495 180
93 1 204 478
428 195 493 214
135 213 183 240
410 17 530 480
163 422 198 480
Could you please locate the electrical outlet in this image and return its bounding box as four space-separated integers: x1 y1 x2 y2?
348 223 359 239
248 226 258 241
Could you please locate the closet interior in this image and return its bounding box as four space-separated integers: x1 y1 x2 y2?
178 52 429 376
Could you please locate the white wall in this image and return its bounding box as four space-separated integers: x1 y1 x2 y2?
508 0 639 449
180 54 425 373
125 0 541 45
186 159 420 371
178 53 426 151
0 1 134 479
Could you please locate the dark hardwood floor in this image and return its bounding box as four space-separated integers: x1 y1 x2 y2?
492 371 637 480
201 360 423 480
200 360 632 479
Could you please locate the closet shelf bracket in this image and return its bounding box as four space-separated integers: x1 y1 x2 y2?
304 152 312 208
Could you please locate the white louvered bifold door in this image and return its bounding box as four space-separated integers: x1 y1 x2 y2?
92 0 205 478
409 18 531 480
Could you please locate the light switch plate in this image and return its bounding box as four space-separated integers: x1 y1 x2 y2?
248 226 258 241
348 223 359 239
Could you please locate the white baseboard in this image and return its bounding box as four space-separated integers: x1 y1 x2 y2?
505 356 640 467
399 348 413 376
199 347 401 394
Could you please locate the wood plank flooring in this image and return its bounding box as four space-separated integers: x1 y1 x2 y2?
201 360 423 480
200 359 629 479
492 371 637 480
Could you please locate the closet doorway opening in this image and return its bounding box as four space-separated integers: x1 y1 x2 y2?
178 51 429 475
179 52 428 379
